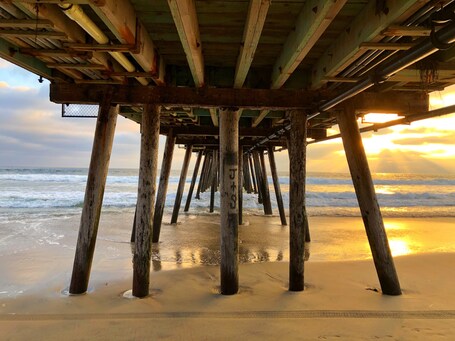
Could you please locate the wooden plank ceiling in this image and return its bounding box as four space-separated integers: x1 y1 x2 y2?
1 0 454 145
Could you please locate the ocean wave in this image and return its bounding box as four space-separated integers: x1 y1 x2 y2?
280 176 455 186
0 188 453 210
0 169 453 217
2 169 454 187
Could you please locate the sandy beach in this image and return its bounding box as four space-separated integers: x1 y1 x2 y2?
1 213 454 340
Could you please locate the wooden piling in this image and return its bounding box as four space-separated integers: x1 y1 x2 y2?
239 146 243 225
131 205 137 243
195 151 208 199
286 138 311 242
202 152 213 193
69 98 118 295
219 108 240 295
259 149 273 215
132 104 160 298
289 110 307 292
243 153 252 193
210 151 217 213
170 145 193 224
337 106 401 295
268 146 287 225
252 151 263 204
184 150 203 212
152 130 176 243
248 154 257 193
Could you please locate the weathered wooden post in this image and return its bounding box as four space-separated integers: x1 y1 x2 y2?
209 151 218 213
195 151 208 199
219 108 240 295
248 153 258 193
202 151 213 193
133 104 160 298
184 149 203 212
286 137 311 242
268 146 287 225
243 153 252 193
69 95 118 295
131 206 137 243
337 105 401 295
238 145 243 225
259 149 273 215
289 110 307 291
252 151 264 204
152 130 176 243
170 145 193 224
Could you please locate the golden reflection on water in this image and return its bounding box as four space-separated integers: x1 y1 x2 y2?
125 216 454 271
375 186 396 195
385 221 406 230
385 221 420 257
388 239 412 256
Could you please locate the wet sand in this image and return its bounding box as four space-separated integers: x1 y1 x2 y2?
1 213 454 340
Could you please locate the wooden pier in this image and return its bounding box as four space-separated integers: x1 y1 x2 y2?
3 0 455 298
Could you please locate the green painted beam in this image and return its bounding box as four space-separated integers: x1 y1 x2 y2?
311 0 423 89
234 0 270 88
0 38 53 79
167 0 205 87
271 0 346 89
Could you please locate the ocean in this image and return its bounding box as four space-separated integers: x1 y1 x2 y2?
1 167 454 216
1 167 454 278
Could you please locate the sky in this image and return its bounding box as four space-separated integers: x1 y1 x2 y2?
0 59 454 174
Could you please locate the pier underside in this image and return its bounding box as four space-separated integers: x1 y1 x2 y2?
3 0 455 297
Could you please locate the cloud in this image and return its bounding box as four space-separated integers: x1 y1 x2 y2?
0 78 141 168
1 61 454 173
368 149 451 174
392 135 455 146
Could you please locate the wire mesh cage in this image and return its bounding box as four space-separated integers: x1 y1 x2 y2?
61 104 99 118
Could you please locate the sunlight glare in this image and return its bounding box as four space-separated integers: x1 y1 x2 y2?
389 239 411 256
375 187 396 195
361 113 402 124
385 222 406 230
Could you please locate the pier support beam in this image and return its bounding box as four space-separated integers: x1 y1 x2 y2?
131 207 137 243
69 98 118 295
202 152 213 193
243 153 252 193
184 150 203 212
268 146 287 226
133 104 160 298
252 151 264 204
195 151 208 199
238 146 243 225
289 110 308 292
248 154 257 193
337 106 401 295
171 145 193 224
259 150 273 215
152 130 176 243
209 151 218 213
219 108 240 295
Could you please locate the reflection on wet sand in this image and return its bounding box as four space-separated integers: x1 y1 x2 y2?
124 215 451 272
142 243 289 272
129 220 291 271
127 214 316 272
